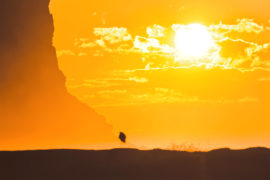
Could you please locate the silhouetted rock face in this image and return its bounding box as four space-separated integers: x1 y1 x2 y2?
0 0 114 149
0 148 270 180
0 0 65 99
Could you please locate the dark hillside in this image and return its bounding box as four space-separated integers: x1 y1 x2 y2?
0 148 270 180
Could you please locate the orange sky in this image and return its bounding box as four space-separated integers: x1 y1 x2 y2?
49 0 270 150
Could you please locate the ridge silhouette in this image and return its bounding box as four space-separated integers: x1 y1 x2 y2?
0 148 270 180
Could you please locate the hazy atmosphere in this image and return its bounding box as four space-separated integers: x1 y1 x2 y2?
49 0 270 150
1 0 270 179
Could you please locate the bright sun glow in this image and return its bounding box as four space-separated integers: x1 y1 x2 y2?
175 23 213 58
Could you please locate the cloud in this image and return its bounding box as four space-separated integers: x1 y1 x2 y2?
71 19 270 72
146 25 166 37
57 50 75 57
216 38 270 69
238 97 259 103
217 38 253 66
128 77 148 83
94 27 132 44
249 43 270 67
67 80 119 89
74 28 134 54
134 36 161 52
74 38 95 48
209 19 264 34
78 52 88 56
67 77 148 89
134 36 173 54
98 89 127 95
258 76 270 81
80 42 96 48
90 90 260 107
155 87 169 93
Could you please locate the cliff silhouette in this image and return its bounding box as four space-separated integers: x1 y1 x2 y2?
0 148 270 180
0 0 114 149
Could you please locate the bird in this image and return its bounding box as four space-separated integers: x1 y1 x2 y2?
119 132 126 143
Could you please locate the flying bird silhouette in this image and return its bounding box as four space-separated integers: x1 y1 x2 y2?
119 132 126 143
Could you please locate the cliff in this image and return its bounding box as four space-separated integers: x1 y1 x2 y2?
0 0 114 150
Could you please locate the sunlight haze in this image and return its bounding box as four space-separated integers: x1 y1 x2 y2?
49 0 270 150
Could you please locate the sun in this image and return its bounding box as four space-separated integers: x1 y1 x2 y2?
175 23 213 58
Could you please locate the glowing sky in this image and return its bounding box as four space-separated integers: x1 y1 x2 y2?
50 0 270 150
